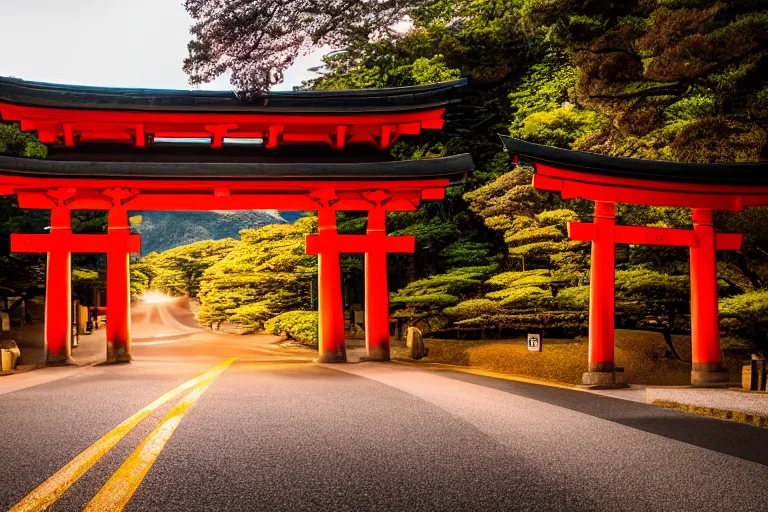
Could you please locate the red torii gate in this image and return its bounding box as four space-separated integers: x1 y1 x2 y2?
501 135 768 388
10 199 141 364
0 76 471 366
568 203 742 386
1 169 463 365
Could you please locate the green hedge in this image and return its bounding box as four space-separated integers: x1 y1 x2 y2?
264 311 318 346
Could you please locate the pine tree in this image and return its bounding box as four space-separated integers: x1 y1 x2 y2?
196 218 318 328
136 238 238 297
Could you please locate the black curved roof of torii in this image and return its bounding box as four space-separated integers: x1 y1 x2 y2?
0 153 474 180
0 76 468 114
500 135 768 185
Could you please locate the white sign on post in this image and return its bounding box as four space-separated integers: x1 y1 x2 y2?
527 333 542 352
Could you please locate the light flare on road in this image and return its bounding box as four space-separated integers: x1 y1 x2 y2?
140 291 174 304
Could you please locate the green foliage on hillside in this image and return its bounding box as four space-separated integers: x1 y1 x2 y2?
196 218 318 329
303 0 767 343
134 210 286 255
140 0 768 350
135 239 238 297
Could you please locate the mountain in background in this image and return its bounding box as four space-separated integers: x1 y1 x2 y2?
133 210 305 255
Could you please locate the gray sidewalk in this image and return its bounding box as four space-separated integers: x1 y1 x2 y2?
647 387 768 417
1 324 106 371
591 385 768 417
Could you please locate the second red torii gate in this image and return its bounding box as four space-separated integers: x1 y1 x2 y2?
568 203 742 386
501 135 768 388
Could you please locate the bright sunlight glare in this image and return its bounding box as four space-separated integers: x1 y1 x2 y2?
141 291 173 304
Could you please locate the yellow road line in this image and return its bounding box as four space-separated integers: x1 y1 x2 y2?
448 366 584 391
84 358 235 512
10 358 237 512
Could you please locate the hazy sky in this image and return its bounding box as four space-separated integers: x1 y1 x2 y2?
0 0 326 91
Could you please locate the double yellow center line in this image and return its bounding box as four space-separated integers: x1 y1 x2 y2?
11 358 235 512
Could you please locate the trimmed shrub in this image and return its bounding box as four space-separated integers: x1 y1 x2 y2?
264 311 318 346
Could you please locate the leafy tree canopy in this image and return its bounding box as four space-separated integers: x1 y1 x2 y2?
195 217 318 328
171 0 768 347
184 0 422 92
135 238 238 297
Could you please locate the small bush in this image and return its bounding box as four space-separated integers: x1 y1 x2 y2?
227 302 273 334
444 299 500 319
720 290 768 351
264 311 318 346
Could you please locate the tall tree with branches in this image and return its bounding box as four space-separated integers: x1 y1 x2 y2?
183 0 421 92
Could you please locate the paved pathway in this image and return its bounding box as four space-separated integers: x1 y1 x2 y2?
0 300 766 511
589 383 768 417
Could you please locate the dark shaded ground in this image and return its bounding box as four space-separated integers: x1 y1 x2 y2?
438 370 768 466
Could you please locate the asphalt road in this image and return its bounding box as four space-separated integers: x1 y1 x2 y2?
1 298 767 511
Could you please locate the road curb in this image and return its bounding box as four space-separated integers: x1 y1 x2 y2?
0 362 101 396
645 386 768 419
651 399 768 429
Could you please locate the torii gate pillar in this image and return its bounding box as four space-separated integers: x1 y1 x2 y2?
45 207 74 365
364 207 391 361
106 206 132 363
306 200 415 362
12 197 141 366
583 201 617 386
690 209 728 387
316 208 347 363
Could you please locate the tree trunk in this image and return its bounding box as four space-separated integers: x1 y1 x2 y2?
664 309 682 361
